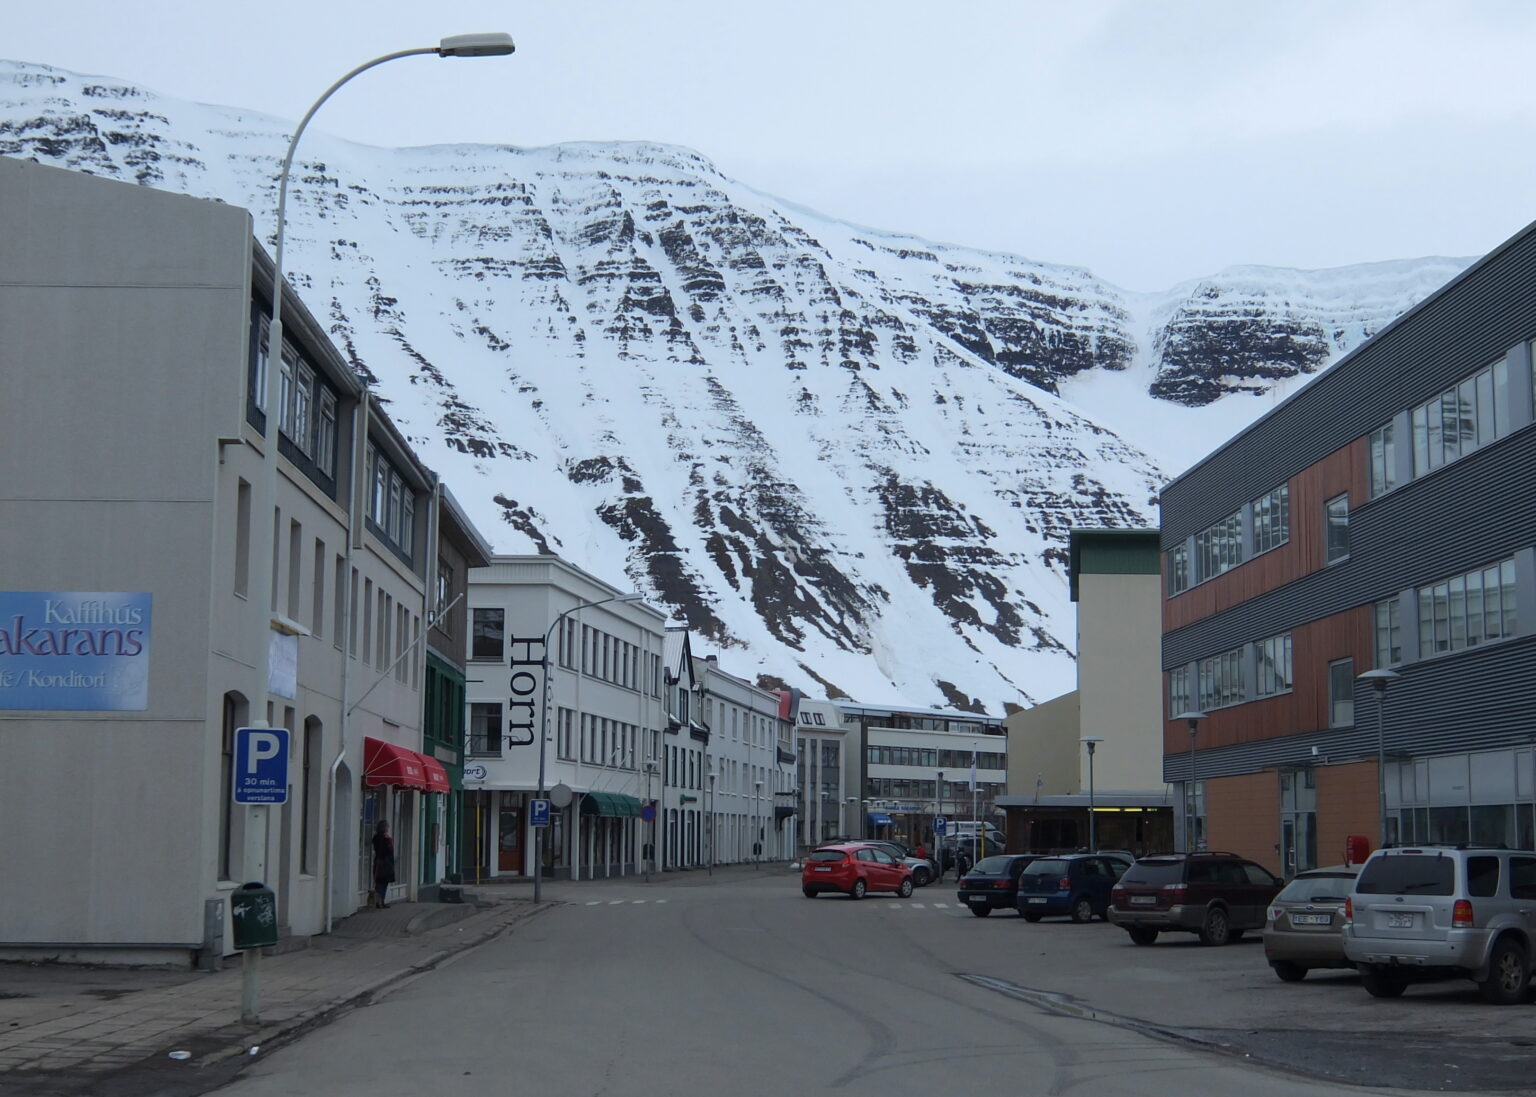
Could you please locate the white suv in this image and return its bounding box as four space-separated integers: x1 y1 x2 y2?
1344 845 1536 1004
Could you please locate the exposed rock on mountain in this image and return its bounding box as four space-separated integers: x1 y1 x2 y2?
0 60 1470 710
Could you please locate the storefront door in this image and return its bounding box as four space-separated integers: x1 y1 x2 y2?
498 798 522 873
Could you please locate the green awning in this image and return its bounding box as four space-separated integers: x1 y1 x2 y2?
581 791 643 818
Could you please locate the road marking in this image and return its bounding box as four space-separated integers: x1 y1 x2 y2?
933 902 950 908
655 899 668 904
911 903 925 909
586 901 601 906
609 900 626 905
631 900 647 904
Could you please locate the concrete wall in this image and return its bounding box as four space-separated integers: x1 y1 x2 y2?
1077 570 1164 792
1006 691 1079 797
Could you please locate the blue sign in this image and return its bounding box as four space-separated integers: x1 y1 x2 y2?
234 727 290 804
934 818 947 836
530 798 551 827
0 592 152 711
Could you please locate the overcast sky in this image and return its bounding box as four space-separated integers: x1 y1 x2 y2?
10 0 1536 290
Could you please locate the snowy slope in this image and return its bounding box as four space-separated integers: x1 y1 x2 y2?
0 60 1470 712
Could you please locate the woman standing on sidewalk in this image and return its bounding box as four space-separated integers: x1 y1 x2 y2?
372 820 395 909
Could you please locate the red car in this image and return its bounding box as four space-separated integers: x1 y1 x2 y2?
802 843 915 899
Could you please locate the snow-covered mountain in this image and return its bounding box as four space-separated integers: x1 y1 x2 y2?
0 60 1471 713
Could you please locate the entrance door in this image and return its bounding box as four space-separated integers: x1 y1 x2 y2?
498 802 522 873
1279 769 1317 876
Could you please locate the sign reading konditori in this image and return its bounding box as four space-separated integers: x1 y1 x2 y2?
0 592 152 711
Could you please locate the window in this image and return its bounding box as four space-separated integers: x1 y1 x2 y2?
1194 511 1243 583
1374 598 1403 667
1251 484 1290 555
317 389 337 478
1369 421 1398 497
471 608 504 660
435 559 453 619
1416 557 1517 658
234 479 252 597
1254 633 1293 697
1328 658 1354 727
1324 494 1350 564
1197 648 1245 710
469 703 503 755
366 443 415 559
1410 362 1511 477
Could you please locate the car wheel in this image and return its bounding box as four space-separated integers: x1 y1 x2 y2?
1022 911 1043 923
1198 907 1232 946
1271 961 1307 983
914 868 931 887
1478 939 1530 1005
1126 926 1158 946
1070 896 1094 924
802 886 817 898
850 878 867 900
970 905 992 917
897 877 914 898
1359 966 1407 998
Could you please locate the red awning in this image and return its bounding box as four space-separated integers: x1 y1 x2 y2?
418 753 451 794
364 737 429 790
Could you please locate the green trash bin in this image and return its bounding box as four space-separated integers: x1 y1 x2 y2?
230 882 278 950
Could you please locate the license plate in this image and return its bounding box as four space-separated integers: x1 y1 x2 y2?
1387 912 1415 928
1291 913 1330 926
967 895 986 904
1130 895 1156 905
814 867 831 872
1027 897 1048 904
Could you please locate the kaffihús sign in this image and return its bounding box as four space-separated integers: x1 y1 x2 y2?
0 592 151 710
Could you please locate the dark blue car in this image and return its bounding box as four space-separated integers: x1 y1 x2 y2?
1015 853 1133 922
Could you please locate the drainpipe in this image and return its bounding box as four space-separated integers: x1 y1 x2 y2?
421 475 442 891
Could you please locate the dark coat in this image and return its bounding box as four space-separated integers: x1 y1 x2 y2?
372 833 396 885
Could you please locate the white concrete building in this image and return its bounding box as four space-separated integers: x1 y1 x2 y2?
462 557 667 880
695 655 793 864
793 698 858 849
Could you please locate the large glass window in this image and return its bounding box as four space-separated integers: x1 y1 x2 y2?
1369 421 1398 497
366 443 415 559
1324 494 1349 563
1251 484 1290 555
471 608 504 659
1254 633 1293 697
1167 544 1190 596
1194 511 1244 583
469 703 502 755
1328 658 1354 727
1198 648 1245 710
1167 665 1192 719
1374 598 1403 668
1410 362 1510 477
1416 557 1517 659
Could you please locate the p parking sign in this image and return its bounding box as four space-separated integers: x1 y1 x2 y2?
233 727 290 804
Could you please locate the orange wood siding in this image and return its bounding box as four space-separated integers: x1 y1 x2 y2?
1204 772 1282 872
1316 761 1380 865
1163 605 1373 753
1163 438 1369 632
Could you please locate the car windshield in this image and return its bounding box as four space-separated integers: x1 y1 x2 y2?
1356 855 1455 895
971 856 1014 874
807 850 847 863
1022 859 1069 876
1277 873 1356 902
1119 861 1184 886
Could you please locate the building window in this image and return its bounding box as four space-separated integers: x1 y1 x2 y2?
234 478 252 598
1328 658 1354 728
1374 598 1403 668
469 703 503 756
1417 557 1517 658
1324 494 1350 564
1251 484 1290 555
1369 421 1398 497
1198 648 1245 710
1254 633 1293 697
317 389 337 477
1194 510 1244 583
1167 544 1190 596
471 608 504 660
366 443 414 559
1410 361 1510 477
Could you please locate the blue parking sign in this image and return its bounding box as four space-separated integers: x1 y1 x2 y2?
234 727 290 804
530 798 551 827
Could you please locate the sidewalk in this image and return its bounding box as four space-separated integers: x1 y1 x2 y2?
0 890 546 1097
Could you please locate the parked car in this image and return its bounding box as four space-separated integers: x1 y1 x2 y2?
1261 864 1361 981
1108 852 1284 945
802 843 914 900
1344 845 1536 1003
956 854 1037 916
859 840 936 887
939 833 1006 872
1015 853 1134 922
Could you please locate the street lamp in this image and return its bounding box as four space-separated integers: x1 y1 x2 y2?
1358 668 1401 849
243 32 512 1026
1081 738 1104 852
754 779 765 867
534 591 642 903
1174 712 1207 853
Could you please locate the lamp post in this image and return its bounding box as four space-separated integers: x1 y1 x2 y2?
1358 669 1401 849
754 779 764 867
1081 738 1104 852
707 772 716 876
534 592 642 903
1173 712 1207 853
244 33 513 1026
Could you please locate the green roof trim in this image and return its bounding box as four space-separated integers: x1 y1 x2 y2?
581 791 643 818
1068 528 1161 601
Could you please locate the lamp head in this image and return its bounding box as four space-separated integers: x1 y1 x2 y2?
1357 667 1401 693
438 32 516 57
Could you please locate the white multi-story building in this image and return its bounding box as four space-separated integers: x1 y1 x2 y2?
794 698 858 849
463 557 667 880
659 627 707 870
695 655 792 864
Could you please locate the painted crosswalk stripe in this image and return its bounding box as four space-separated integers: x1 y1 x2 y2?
934 902 950 908
609 900 626 905
911 903 925 909
586 901 601 906
655 899 668 904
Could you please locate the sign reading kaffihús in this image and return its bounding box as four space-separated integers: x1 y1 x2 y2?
0 592 151 710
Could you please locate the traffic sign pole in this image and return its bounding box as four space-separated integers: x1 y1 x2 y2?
232 727 290 1025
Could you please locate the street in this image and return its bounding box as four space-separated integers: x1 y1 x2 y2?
206 868 1513 1097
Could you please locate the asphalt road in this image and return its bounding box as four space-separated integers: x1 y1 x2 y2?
211 869 1532 1096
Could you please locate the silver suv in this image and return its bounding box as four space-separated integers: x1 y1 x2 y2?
1344 846 1536 1004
